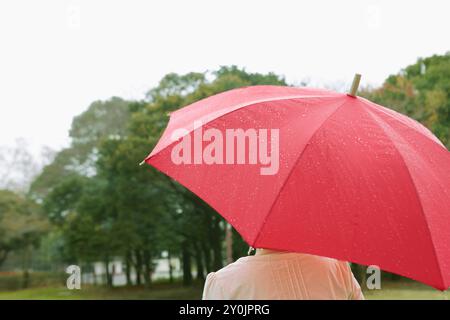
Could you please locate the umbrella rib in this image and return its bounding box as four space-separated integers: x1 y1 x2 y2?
362 104 446 290
144 94 341 162
251 97 349 248
361 97 446 149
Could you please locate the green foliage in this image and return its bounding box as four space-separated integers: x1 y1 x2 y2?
43 175 87 225
0 190 48 267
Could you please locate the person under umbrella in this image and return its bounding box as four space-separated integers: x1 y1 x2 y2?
202 248 364 300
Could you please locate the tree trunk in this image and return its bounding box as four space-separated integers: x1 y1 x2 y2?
143 249 152 288
193 241 205 281
202 212 212 274
167 250 174 283
225 223 233 265
201 242 212 273
181 240 192 286
104 257 113 287
125 250 132 286
134 249 143 286
92 262 98 286
0 249 9 268
22 245 32 289
211 218 223 270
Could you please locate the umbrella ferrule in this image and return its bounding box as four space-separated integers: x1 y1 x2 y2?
347 73 361 97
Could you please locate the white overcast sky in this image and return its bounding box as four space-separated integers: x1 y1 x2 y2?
0 0 449 158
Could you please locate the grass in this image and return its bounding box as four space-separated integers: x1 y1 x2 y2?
363 282 449 300
0 283 203 300
0 281 448 300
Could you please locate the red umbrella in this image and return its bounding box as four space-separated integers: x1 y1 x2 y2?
142 82 450 290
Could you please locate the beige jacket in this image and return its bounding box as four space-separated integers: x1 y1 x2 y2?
202 249 364 300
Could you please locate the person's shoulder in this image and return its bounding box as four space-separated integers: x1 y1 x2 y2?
209 256 256 283
203 271 225 299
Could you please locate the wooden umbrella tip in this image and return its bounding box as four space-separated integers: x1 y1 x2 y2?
347 73 362 97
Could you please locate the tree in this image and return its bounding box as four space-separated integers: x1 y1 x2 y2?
30 97 132 200
0 139 44 193
0 190 48 287
95 136 165 287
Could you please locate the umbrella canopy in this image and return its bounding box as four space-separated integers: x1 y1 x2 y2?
142 85 450 290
